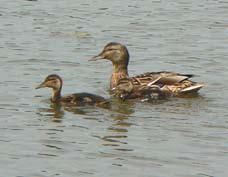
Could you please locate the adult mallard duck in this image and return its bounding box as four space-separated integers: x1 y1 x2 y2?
36 74 109 106
90 42 204 99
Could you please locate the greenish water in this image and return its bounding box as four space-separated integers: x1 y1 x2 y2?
0 0 228 176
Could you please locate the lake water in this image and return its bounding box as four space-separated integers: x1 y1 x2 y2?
0 0 228 176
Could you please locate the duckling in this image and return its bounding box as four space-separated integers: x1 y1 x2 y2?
113 78 166 101
90 42 204 98
36 74 109 107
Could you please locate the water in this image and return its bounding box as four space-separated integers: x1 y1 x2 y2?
0 0 228 176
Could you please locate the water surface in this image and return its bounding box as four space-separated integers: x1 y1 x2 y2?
0 0 228 176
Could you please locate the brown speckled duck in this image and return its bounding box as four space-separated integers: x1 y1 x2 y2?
90 42 204 100
36 74 109 106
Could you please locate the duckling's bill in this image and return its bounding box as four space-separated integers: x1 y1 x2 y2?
35 82 46 89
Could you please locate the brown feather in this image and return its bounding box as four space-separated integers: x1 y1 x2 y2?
92 43 204 100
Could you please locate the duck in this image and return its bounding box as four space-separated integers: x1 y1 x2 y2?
90 42 204 99
36 74 109 107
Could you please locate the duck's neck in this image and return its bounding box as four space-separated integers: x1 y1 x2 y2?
51 88 61 102
110 64 129 89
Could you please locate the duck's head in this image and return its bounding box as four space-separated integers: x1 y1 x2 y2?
90 42 129 66
36 74 62 91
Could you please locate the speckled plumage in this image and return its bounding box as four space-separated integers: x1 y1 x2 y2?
91 42 204 100
36 74 109 106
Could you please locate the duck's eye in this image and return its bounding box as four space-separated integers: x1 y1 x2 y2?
47 79 57 83
107 48 117 51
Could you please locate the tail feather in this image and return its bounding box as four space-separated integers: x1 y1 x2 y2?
181 84 204 93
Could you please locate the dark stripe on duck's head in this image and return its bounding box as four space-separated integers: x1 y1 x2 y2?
90 42 129 66
45 74 62 82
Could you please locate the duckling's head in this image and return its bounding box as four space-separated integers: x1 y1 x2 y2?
36 74 62 91
90 42 129 66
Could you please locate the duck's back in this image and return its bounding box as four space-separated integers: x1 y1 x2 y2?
133 71 194 86
113 72 204 100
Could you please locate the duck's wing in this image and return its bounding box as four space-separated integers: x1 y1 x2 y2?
161 80 204 95
114 72 204 99
60 94 78 104
62 93 110 107
134 71 194 85
63 93 105 103
179 83 204 94
74 93 110 107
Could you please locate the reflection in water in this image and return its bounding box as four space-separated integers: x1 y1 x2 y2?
64 106 87 115
1 0 227 175
110 97 135 115
36 95 208 154
37 103 64 122
98 94 209 152
37 101 105 122
164 95 208 116
99 98 135 151
37 97 135 121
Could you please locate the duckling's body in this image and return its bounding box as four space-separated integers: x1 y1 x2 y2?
36 74 109 106
113 78 166 101
58 92 108 106
91 42 204 100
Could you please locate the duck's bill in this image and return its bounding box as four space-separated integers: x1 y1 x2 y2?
89 55 105 61
35 83 45 89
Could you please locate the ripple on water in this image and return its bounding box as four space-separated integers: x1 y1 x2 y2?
0 0 228 176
